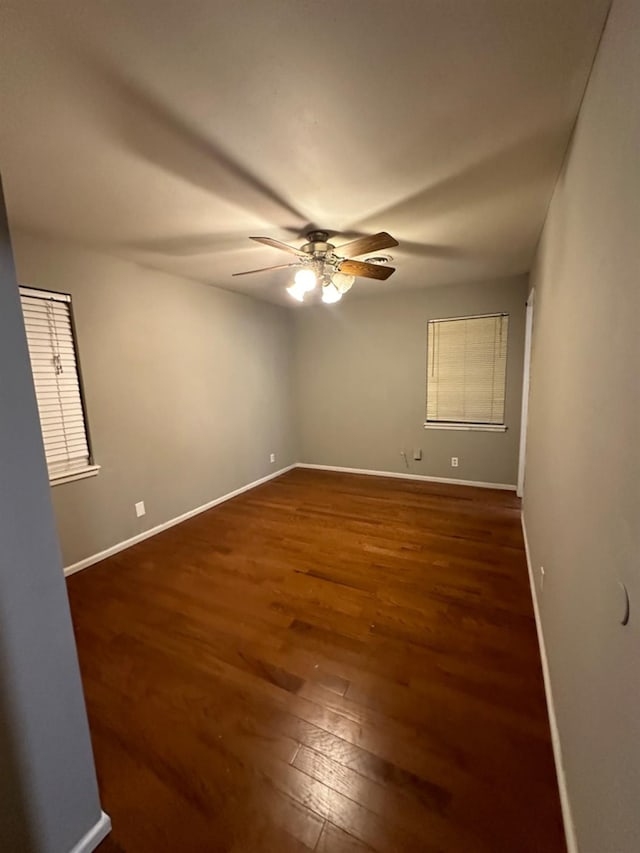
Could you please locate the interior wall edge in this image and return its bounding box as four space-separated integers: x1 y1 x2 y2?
67 811 111 853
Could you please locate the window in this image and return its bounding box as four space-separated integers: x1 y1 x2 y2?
19 287 98 484
426 313 509 431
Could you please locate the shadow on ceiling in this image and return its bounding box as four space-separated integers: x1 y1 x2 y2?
78 50 571 273
352 123 573 234
82 56 307 232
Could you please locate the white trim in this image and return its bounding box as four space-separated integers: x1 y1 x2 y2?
424 423 507 432
63 464 296 576
296 463 516 491
19 285 71 303
521 513 577 853
428 312 508 323
67 811 111 853
517 290 535 497
51 465 101 487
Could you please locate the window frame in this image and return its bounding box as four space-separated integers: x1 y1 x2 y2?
19 285 100 486
424 312 509 432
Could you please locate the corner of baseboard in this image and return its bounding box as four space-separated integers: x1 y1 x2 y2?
68 811 111 853
521 512 578 853
63 464 296 577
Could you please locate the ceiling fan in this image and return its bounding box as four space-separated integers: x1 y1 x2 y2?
232 230 399 303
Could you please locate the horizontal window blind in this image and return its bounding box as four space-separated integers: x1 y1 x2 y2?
426 313 509 425
19 287 91 480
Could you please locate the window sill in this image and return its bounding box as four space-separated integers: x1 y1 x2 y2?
424 423 507 432
50 465 101 487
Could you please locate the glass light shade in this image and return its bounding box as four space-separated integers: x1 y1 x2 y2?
294 268 316 291
286 282 306 302
321 282 342 304
331 272 355 294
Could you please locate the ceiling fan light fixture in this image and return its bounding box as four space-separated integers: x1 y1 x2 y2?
330 272 355 294
286 282 306 302
294 268 317 291
321 282 342 304
233 230 398 299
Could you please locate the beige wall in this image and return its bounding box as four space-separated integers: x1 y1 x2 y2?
294 276 528 486
524 0 640 850
11 230 297 567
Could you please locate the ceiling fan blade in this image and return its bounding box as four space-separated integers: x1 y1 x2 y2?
232 263 299 277
335 231 399 257
250 236 307 257
338 259 396 281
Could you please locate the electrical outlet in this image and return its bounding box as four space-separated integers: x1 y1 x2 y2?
540 565 545 590
451 457 459 467
135 501 146 518
270 453 276 464
413 448 422 461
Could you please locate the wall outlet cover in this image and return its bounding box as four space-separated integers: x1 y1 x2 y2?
135 501 146 518
451 457 459 467
270 453 276 463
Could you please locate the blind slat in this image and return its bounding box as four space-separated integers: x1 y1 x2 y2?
42 432 89 446
426 314 508 425
44 446 90 463
19 288 92 479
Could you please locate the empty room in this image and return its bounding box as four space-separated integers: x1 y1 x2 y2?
0 1 637 852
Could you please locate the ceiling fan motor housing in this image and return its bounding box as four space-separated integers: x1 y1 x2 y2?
301 230 333 256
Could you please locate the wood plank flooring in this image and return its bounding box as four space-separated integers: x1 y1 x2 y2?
67 468 565 852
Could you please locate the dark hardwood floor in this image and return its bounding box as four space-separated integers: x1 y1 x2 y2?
67 468 565 852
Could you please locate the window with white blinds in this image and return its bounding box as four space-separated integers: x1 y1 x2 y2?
426 313 509 428
19 287 93 482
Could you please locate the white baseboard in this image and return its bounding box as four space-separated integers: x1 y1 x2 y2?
521 513 577 853
68 811 111 853
64 464 296 577
296 462 517 491
63 461 515 578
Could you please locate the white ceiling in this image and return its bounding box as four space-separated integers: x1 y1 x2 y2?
0 0 609 305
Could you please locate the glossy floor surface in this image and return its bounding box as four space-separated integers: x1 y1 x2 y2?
68 469 565 852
